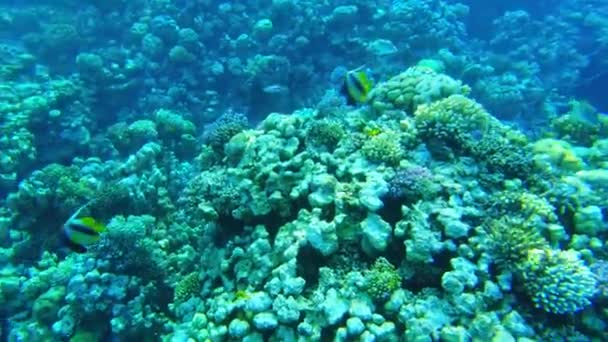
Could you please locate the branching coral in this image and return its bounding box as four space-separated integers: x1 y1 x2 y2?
385 165 433 203
93 215 167 281
486 217 596 314
489 187 558 227
486 217 548 268
8 163 94 221
361 131 403 166
202 110 249 151
550 100 607 147
414 94 489 151
519 249 596 314
173 272 201 302
180 170 244 218
472 132 535 178
364 257 402 302
305 119 345 151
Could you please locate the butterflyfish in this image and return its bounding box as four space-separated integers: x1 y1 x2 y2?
61 204 106 253
341 66 373 105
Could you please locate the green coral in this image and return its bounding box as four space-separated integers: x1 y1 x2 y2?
490 186 558 225
471 130 535 178
532 138 584 172
32 286 65 324
8 163 93 219
305 119 345 150
486 217 597 314
550 100 608 147
174 272 201 302
169 45 196 64
154 108 197 157
69 330 100 342
107 120 158 154
370 66 470 115
364 257 402 302
486 217 548 268
361 131 403 166
94 215 167 281
181 170 243 217
414 94 490 152
155 108 195 139
519 249 597 314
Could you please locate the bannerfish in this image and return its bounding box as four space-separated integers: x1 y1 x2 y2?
341 66 373 105
61 204 106 253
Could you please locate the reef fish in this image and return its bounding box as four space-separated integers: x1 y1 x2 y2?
341 66 373 105
262 84 289 94
61 205 106 253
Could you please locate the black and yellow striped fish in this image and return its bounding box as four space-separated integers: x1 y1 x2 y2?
341 66 374 105
61 206 106 253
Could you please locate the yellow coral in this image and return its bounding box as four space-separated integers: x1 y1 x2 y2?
532 138 584 172
518 192 558 223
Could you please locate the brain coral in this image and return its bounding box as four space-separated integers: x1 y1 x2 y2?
369 66 470 115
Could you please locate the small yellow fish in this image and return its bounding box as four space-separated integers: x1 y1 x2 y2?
62 205 106 253
341 66 373 105
364 126 382 137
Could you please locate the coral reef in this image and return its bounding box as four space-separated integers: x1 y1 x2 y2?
0 0 607 340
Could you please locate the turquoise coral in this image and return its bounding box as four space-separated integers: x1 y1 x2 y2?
0 15 606 338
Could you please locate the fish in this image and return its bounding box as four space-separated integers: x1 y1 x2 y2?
341 66 373 105
61 204 106 253
262 84 288 94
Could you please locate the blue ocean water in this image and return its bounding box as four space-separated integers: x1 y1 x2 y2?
0 0 606 340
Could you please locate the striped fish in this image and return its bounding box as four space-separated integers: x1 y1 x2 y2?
61 205 106 253
341 66 373 105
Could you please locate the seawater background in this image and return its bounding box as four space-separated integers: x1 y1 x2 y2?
0 0 606 341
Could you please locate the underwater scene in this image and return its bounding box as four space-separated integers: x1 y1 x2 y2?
1 0 608 341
